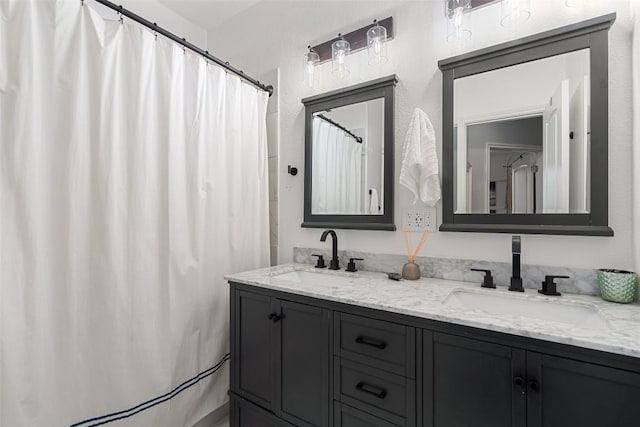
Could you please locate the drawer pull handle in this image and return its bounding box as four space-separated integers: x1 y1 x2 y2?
355 382 387 399
355 336 387 349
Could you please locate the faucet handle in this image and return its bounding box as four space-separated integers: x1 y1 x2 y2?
470 268 495 289
346 258 364 273
312 254 326 269
538 275 570 296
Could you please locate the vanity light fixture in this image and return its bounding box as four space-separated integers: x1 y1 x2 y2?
304 45 320 88
307 18 393 70
500 0 531 28
332 33 350 77
445 0 472 43
367 19 388 65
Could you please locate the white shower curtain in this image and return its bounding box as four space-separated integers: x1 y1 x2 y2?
0 1 270 426
311 116 363 214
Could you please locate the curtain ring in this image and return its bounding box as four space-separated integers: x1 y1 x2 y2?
81 0 84 6
118 12 123 25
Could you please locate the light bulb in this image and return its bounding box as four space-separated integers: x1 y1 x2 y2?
332 35 350 77
303 47 319 89
367 20 388 65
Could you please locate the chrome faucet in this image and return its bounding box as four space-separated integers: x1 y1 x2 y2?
320 229 340 270
509 235 524 292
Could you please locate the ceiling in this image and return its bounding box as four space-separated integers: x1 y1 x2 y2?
158 0 264 30
157 0 441 32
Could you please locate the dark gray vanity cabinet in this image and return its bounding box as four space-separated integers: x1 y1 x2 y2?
230 282 640 427
422 332 640 427
423 332 526 427
231 288 330 427
525 353 640 427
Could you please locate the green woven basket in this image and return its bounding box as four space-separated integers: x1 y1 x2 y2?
597 269 638 304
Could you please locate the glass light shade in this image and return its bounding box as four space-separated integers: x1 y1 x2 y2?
367 21 388 65
332 36 350 78
500 0 531 27
445 0 472 43
303 48 319 88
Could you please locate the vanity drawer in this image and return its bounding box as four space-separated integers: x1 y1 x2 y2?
335 358 415 425
334 401 402 427
337 312 415 377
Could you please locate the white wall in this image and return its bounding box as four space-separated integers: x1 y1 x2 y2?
207 0 635 270
454 53 568 121
89 0 207 47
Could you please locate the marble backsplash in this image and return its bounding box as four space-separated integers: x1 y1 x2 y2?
293 247 600 296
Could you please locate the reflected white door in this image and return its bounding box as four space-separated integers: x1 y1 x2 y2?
542 80 570 213
569 75 590 213
512 161 534 214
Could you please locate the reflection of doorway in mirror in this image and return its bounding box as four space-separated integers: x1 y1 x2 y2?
543 80 570 213
453 48 591 215
488 146 542 214
511 154 537 214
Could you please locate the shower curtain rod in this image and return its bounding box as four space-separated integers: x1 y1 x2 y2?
92 0 273 96
316 114 363 143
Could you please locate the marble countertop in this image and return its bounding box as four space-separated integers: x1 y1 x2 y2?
226 264 640 359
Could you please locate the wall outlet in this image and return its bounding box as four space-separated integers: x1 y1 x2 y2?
403 208 437 232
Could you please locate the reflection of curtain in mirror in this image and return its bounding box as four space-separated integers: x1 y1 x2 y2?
312 117 363 214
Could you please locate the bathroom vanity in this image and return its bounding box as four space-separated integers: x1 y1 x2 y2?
226 265 640 427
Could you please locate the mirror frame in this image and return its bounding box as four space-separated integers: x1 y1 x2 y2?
438 13 616 236
301 75 398 231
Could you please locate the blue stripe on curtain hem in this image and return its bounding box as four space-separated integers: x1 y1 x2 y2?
69 353 230 427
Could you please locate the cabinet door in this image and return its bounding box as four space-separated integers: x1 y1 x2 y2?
233 290 279 410
527 353 640 427
231 394 293 427
277 300 330 427
423 331 526 427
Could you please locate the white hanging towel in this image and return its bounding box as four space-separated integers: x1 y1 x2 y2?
399 108 441 206
369 188 379 214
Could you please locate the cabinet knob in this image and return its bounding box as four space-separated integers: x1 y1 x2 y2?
528 379 540 392
513 376 526 395
268 312 282 322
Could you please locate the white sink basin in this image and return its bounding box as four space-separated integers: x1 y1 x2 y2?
444 289 610 330
272 269 358 285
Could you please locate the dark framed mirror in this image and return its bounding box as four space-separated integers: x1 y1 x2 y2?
301 75 398 230
439 13 615 236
